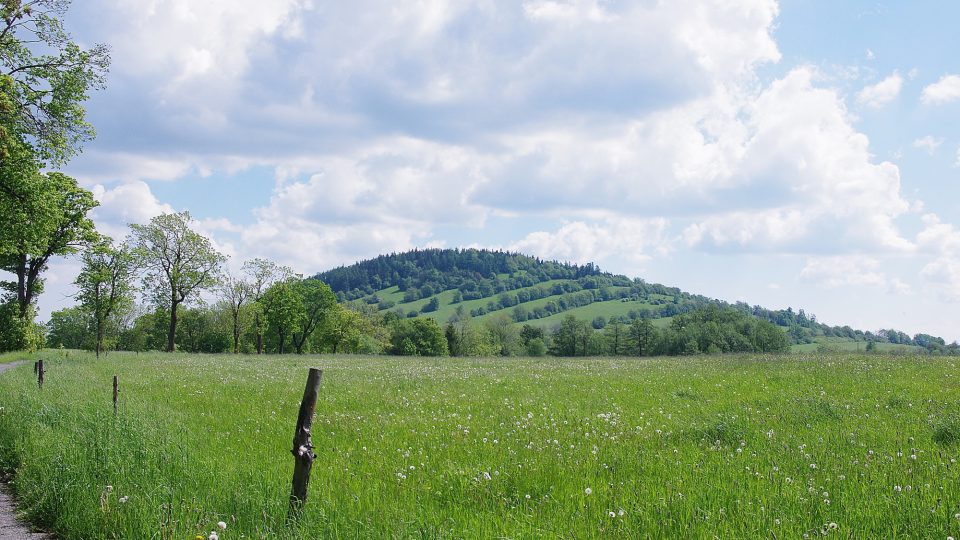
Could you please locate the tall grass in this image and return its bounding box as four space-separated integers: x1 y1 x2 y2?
0 351 958 538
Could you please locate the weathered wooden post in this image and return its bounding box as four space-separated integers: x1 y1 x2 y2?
37 359 44 389
289 368 322 516
113 375 119 414
33 361 38 375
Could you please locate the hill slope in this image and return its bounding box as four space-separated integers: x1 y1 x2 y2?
315 248 947 352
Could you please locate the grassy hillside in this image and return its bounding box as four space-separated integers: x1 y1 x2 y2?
1 350 958 539
317 248 953 353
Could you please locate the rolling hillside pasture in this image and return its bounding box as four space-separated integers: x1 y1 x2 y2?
367 281 679 327
318 250 956 355
1 351 959 539
365 283 881 351
517 299 673 330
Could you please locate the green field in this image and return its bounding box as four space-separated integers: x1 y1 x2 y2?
1 351 959 538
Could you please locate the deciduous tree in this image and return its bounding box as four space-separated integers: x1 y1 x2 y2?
74 238 136 357
0 0 110 164
0 170 97 318
129 212 225 352
243 258 290 354
261 277 302 354
290 279 337 354
218 271 251 354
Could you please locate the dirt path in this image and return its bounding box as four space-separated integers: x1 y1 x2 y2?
0 360 53 539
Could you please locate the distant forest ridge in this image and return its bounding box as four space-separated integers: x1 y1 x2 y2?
313 248 950 350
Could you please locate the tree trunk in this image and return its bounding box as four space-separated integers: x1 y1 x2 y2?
255 314 263 354
96 322 104 359
233 319 241 354
167 300 180 352
278 328 285 354
16 254 28 318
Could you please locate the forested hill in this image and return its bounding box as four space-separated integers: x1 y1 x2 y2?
314 248 953 353
316 249 605 294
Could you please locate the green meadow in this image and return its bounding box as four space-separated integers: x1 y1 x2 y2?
1 351 959 539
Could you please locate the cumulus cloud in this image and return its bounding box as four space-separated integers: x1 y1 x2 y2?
61 0 925 278
105 0 311 97
856 72 902 108
917 213 960 255
912 136 944 155
506 217 671 266
800 256 909 294
683 67 911 253
920 257 960 301
921 74 960 105
231 138 492 272
89 181 176 240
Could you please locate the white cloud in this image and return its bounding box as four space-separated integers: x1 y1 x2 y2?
68 1 919 276
233 137 490 272
917 213 960 255
507 217 671 266
683 208 809 249
913 214 960 301
920 257 960 301
89 181 176 240
106 0 311 99
912 135 944 155
920 74 960 105
856 72 902 108
684 67 911 252
800 256 909 294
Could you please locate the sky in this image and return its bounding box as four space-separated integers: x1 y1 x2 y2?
27 0 960 342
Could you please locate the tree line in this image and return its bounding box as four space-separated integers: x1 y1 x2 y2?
38 211 381 356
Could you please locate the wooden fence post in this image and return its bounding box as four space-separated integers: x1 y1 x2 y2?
113 375 119 414
289 368 322 516
33 361 38 375
37 359 44 389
